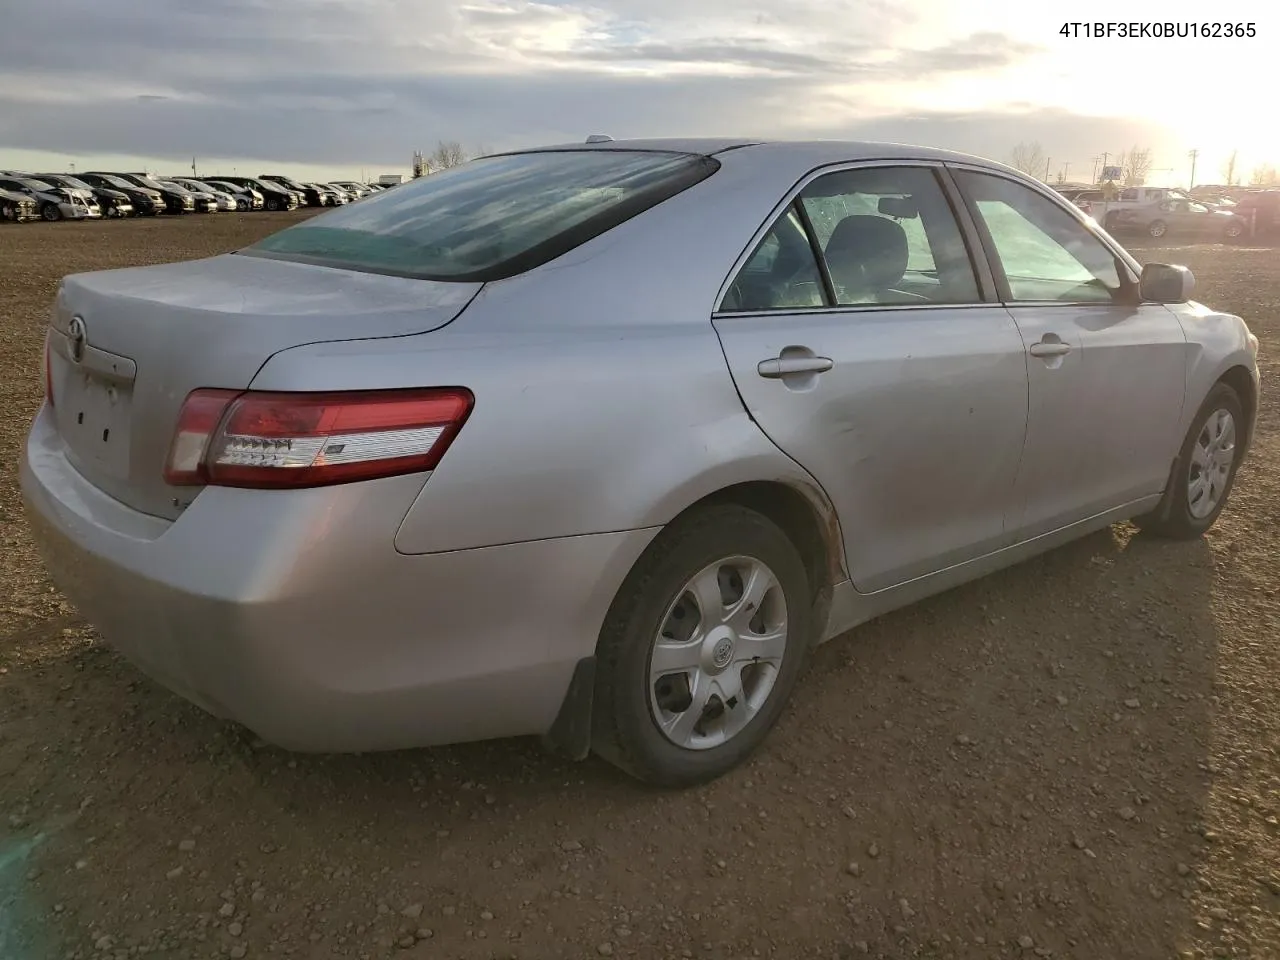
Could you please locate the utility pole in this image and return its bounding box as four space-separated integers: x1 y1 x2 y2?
192 156 198 177
1188 148 1199 190
1062 161 1071 182
1044 157 1051 181
1091 156 1101 183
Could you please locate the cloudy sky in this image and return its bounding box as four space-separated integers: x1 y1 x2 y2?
0 0 1273 185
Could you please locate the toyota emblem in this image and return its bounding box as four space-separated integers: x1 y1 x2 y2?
68 315 87 364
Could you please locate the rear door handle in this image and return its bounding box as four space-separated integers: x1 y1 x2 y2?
757 356 834 378
1028 341 1072 358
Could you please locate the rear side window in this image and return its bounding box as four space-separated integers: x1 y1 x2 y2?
720 165 980 312
241 150 718 282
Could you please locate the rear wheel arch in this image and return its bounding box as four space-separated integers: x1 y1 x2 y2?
541 479 846 766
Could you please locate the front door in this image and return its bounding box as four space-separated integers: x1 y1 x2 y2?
951 167 1188 539
712 163 1029 593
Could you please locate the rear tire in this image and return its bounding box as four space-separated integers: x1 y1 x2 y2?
591 504 813 787
1134 382 1244 539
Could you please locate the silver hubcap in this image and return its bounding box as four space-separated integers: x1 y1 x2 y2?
1188 408 1236 519
649 556 788 751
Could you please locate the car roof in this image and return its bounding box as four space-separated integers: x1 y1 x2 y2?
512 137 1016 171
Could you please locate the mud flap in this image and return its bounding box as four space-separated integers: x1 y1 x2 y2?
539 656 596 761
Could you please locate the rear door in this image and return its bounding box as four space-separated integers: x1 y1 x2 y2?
712 162 1030 593
949 166 1188 539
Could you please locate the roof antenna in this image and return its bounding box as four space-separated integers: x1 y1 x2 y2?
585 134 613 144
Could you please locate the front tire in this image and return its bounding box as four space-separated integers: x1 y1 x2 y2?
592 504 813 787
1135 382 1245 539
41 203 62 222
1148 219 1168 238
1225 220 1244 240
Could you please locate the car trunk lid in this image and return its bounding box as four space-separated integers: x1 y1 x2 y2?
47 253 480 520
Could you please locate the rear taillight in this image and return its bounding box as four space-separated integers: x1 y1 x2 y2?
44 336 55 408
164 388 473 489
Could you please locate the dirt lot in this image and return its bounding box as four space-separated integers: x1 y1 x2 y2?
2 214 1280 960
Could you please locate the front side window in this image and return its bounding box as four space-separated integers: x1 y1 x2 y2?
956 170 1127 304
243 150 717 281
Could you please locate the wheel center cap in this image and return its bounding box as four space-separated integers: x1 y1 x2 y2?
706 626 735 670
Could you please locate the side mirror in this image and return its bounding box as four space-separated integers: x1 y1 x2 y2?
1140 263 1195 304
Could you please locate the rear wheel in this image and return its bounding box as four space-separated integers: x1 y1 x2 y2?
41 203 62 222
1135 382 1244 539
592 504 813 787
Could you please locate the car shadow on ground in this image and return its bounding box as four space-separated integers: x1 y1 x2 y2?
2 522 1228 958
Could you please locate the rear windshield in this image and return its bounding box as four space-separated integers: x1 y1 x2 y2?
239 149 718 281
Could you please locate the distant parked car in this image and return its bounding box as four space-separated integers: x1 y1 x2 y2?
89 173 195 214
156 180 219 213
1231 191 1280 237
212 175 298 211
167 178 236 212
260 174 326 207
0 187 38 222
36 173 134 218
1110 197 1246 240
0 175 100 220
310 182 347 206
200 179 264 211
78 173 166 216
330 181 372 199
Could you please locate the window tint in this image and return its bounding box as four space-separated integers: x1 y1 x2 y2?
799 166 978 306
957 171 1125 304
243 150 717 281
720 207 826 312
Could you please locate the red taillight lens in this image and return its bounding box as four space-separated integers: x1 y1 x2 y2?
164 388 474 489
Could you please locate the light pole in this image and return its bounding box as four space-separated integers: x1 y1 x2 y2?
1188 149 1199 190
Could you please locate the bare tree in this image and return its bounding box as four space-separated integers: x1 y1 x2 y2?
1222 149 1240 186
1009 141 1047 179
1250 164 1279 187
428 140 468 170
1123 145 1153 186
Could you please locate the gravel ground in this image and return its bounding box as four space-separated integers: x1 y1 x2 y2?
2 214 1280 960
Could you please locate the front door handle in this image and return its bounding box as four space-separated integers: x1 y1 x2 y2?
1029 341 1072 358
758 356 834 378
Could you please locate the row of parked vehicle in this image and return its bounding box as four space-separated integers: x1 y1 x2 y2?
1056 184 1280 241
0 171 392 223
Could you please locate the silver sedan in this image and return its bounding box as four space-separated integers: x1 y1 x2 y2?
22 138 1260 786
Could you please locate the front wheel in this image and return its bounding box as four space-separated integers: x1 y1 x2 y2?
592 504 813 787
1148 219 1168 238
41 203 62 222
1225 220 1244 240
1135 382 1245 539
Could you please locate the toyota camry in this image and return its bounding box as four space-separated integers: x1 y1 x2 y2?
22 138 1260 786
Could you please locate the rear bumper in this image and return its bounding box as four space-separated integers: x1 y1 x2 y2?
20 404 657 752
